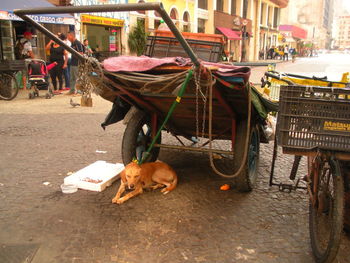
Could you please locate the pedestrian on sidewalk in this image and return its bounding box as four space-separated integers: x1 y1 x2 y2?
67 31 84 95
16 31 34 90
59 33 71 91
291 48 297 63
283 45 289 61
45 36 68 94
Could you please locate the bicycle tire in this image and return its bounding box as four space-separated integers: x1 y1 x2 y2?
309 158 344 263
0 72 19 101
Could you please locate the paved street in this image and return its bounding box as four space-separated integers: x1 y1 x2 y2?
0 54 349 263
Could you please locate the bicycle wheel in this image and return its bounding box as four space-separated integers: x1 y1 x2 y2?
0 72 19 101
309 158 344 263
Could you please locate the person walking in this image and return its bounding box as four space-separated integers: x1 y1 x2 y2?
67 31 84 95
45 37 68 94
59 33 71 91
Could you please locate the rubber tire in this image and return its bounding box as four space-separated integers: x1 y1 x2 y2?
309 159 344 263
234 121 260 192
0 73 19 101
122 109 161 165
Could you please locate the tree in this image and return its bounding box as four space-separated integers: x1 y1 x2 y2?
128 19 148 56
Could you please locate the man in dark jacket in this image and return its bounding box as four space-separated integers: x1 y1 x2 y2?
66 30 84 95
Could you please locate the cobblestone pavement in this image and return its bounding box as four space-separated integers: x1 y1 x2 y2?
1 53 350 263
1 93 349 263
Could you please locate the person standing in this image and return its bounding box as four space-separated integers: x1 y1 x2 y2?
67 31 84 95
45 37 68 94
83 39 93 57
291 48 297 63
59 33 71 91
17 31 34 89
283 45 289 61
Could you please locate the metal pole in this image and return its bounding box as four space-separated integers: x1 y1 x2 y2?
14 3 200 66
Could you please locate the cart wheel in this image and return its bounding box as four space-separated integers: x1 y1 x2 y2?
28 92 34 99
45 93 51 99
309 158 344 263
234 121 260 192
122 109 161 165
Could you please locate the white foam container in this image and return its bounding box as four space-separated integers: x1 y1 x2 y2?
64 161 124 192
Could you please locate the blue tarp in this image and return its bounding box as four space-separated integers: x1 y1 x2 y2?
0 0 75 24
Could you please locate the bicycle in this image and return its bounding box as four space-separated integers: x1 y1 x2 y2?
265 71 350 263
0 60 25 101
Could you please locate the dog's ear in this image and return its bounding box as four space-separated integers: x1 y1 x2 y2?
119 169 126 183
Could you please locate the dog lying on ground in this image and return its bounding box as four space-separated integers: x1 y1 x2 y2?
112 161 177 204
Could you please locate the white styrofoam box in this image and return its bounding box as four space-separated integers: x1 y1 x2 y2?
64 161 124 192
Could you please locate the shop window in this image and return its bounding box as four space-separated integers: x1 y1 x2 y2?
217 0 224 12
198 18 206 33
198 0 208 10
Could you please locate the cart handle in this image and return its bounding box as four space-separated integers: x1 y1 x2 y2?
14 3 200 67
264 71 295 85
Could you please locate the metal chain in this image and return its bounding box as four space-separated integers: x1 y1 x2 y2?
194 68 209 144
77 56 104 96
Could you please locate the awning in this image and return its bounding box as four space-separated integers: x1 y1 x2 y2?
0 0 75 25
279 25 307 39
216 27 242 40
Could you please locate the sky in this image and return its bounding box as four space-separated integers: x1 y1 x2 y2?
343 0 350 12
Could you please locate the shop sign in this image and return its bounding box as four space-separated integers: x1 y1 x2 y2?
81 14 124 27
197 8 209 20
73 0 128 21
0 11 75 25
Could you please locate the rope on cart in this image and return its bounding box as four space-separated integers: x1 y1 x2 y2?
206 67 252 178
138 69 194 165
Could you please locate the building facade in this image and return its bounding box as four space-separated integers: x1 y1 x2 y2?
194 0 288 61
280 0 334 50
334 15 350 49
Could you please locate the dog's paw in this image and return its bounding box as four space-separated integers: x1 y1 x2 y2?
161 188 169 195
116 198 125 204
112 198 118 204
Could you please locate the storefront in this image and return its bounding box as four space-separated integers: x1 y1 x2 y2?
279 25 308 53
0 1 75 61
80 14 124 58
214 11 252 62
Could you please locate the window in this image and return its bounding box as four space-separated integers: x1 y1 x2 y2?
273 7 279 28
198 0 208 10
260 3 264 25
183 12 190 32
217 0 224 12
231 0 236 15
198 18 206 33
242 0 248 18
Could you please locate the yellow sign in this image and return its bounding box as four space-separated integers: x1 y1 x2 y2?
324 121 350 132
81 14 124 27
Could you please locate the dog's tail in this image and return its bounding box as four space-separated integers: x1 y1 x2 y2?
163 174 178 194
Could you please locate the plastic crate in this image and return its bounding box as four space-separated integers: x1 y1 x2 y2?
0 60 25 72
277 85 350 152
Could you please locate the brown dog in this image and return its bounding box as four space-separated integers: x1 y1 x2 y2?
112 161 177 204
